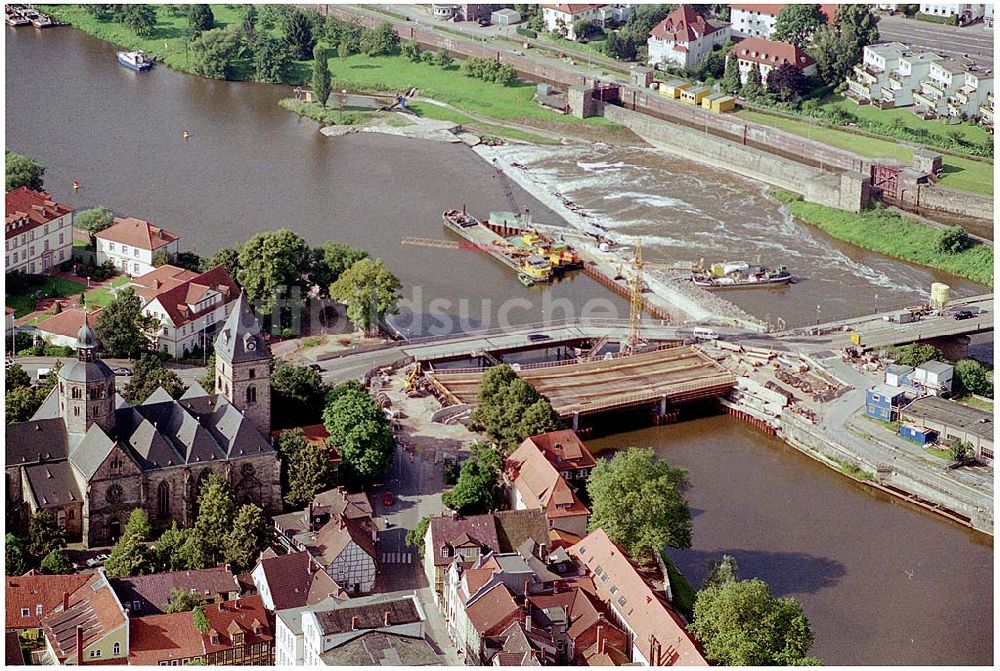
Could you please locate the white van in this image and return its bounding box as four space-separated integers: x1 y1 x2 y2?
692 327 719 341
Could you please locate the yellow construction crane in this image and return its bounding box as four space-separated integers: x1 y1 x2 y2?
624 239 644 355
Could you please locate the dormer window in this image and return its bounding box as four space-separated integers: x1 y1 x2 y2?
233 632 244 645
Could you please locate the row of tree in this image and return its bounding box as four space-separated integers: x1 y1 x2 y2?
6 511 74 576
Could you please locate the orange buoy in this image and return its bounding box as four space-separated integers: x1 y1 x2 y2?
72 180 80 190
182 129 190 140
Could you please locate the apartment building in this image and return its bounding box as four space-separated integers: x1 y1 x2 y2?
914 57 994 119
647 4 730 69
5 187 74 275
919 3 987 23
731 36 816 85
729 3 837 39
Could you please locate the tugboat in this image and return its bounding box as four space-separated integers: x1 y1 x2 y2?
692 262 793 289
117 50 153 72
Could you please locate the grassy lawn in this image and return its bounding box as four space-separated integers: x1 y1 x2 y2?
821 95 992 146
738 110 993 195
924 445 953 460
538 32 609 61
325 53 615 127
772 191 994 287
830 456 875 481
82 276 131 308
406 101 561 144
955 395 993 412
8 277 88 317
278 99 380 126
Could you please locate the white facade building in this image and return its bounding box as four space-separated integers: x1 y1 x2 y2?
732 37 817 85
542 4 605 41
301 595 427 666
5 187 74 275
730 3 836 39
912 360 955 396
647 4 729 69
94 217 180 277
919 3 987 23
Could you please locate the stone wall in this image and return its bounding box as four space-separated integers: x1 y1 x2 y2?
600 103 852 210
917 184 994 224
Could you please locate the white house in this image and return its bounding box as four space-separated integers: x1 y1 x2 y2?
5 187 74 275
912 360 955 396
274 596 343 666
297 516 378 595
94 217 180 277
131 264 240 358
647 4 730 69
729 3 837 39
543 4 604 40
919 3 987 23
731 36 816 85
913 57 993 118
301 595 428 666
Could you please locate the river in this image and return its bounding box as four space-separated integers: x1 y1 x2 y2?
6 25 992 665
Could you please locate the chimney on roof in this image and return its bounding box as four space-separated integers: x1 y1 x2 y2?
596 625 603 656
525 614 531 632
523 579 531 599
351 616 359 631
307 501 314 533
76 624 84 665
383 611 391 627
63 592 70 611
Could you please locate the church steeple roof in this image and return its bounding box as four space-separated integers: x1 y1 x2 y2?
214 294 268 364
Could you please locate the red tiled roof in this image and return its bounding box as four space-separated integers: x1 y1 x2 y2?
429 513 501 567
6 573 91 630
462 566 496 596
734 36 816 69
650 5 719 42
465 583 521 636
732 3 838 23
507 439 590 521
254 550 346 610
201 595 273 655
522 430 596 470
548 528 584 551
95 216 179 251
544 4 603 15
40 573 128 664
270 427 343 464
307 515 377 567
567 529 708 666
132 265 199 303
141 265 239 328
5 187 73 240
35 308 104 340
128 611 206 665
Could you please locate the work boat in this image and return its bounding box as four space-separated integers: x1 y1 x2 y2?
117 51 153 72
692 262 793 289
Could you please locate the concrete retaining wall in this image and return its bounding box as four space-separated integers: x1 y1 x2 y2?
599 104 858 211
918 184 994 223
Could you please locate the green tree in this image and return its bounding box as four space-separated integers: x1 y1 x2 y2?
166 587 204 613
720 52 743 94
402 40 421 62
194 474 236 563
208 246 241 279
238 229 311 312
936 226 973 254
123 354 188 405
192 605 210 634
470 365 562 450
312 45 332 106
772 4 826 47
435 50 455 69
767 62 810 103
189 28 243 80
6 534 31 576
691 578 819 665
835 3 880 58
310 242 369 292
119 4 157 37
223 504 271 573
104 509 154 578
954 359 993 398
39 548 74 575
441 443 505 515
253 34 291 83
275 427 307 496
272 364 329 427
5 150 45 191
702 554 739 589
329 258 402 335
891 344 943 367
28 511 66 559
241 4 258 44
741 62 765 100
361 22 400 56
200 354 216 393
602 30 637 61
520 399 562 439
587 448 692 562
6 364 30 392
811 5 879 86
95 287 159 359
284 9 316 60
154 522 195 571
75 206 115 244
406 516 431 557
322 382 395 483
948 441 973 464
187 4 214 33
174 251 204 272
286 440 337 507
6 378 51 423
337 39 350 59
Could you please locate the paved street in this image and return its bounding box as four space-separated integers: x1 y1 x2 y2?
876 14 994 59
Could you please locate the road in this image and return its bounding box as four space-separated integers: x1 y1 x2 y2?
876 14 994 60
9 356 209 387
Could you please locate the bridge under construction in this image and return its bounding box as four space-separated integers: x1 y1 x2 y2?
426 344 735 428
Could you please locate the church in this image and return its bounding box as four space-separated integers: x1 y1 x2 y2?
6 295 282 547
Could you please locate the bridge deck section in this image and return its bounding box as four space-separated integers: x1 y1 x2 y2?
428 345 735 418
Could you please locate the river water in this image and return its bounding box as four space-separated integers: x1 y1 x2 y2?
6 26 992 665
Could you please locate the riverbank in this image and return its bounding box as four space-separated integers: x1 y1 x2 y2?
772 191 994 287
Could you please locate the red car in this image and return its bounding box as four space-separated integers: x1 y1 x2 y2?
383 491 394 507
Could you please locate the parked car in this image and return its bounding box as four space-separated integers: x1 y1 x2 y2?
382 491 394 507
527 333 551 342
954 310 975 320
112 366 133 376
307 363 324 372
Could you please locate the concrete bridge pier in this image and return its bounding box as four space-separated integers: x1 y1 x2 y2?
925 335 971 361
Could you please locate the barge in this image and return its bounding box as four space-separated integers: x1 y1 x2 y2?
691 261 793 290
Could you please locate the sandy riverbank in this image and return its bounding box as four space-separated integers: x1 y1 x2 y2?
472 145 767 331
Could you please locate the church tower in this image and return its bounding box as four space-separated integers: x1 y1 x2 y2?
59 314 116 435
214 294 271 438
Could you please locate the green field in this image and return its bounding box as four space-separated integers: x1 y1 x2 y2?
820 95 993 146
738 110 993 195
278 99 379 127
538 32 609 61
8 277 88 317
772 191 994 287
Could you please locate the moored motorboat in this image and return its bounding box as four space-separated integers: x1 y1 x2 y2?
117 50 153 71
